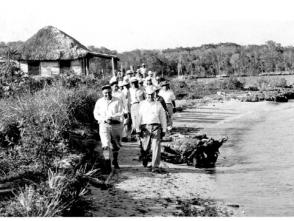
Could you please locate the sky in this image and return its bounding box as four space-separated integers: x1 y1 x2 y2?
1 0 294 52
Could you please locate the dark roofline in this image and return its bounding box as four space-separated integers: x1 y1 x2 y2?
18 52 119 62
88 52 119 60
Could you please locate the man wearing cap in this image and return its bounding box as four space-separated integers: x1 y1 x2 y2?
154 76 162 87
159 81 176 132
144 76 153 87
154 86 169 114
124 70 133 81
93 85 124 173
137 86 167 173
129 77 145 134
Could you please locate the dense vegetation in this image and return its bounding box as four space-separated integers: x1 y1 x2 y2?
2 40 294 77
0 61 109 216
118 41 294 77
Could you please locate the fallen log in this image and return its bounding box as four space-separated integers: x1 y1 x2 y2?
162 134 228 168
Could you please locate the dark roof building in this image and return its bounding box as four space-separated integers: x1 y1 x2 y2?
19 26 119 76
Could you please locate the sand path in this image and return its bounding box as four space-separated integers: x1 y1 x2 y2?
88 100 268 216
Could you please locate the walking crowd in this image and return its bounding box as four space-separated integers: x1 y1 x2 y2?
93 64 177 174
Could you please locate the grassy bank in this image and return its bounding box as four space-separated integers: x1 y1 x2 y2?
0 69 110 216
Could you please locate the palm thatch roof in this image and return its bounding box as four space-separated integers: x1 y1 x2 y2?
20 26 118 61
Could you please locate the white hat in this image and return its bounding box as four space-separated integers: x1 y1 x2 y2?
130 77 138 83
122 79 129 86
147 71 153 76
109 77 118 85
145 86 155 95
126 70 133 75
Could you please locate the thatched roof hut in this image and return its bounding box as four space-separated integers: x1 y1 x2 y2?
19 26 118 76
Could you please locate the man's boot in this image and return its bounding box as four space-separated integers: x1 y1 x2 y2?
102 159 112 174
102 148 112 174
112 151 120 169
141 150 148 167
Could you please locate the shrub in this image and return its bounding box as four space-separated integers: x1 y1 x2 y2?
220 77 244 90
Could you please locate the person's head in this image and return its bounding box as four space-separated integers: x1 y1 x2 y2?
147 70 153 78
126 70 132 77
155 76 161 83
160 81 169 90
139 79 144 87
142 63 145 68
146 76 152 86
130 77 139 88
118 81 123 90
102 85 112 100
145 86 155 102
154 86 161 96
111 81 119 91
122 80 130 89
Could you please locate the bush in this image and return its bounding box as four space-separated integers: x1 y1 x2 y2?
220 77 244 90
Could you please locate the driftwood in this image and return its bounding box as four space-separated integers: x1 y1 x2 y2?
162 134 228 168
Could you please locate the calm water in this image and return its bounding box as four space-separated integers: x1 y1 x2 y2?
212 101 294 216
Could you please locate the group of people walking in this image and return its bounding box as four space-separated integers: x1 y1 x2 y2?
93 64 177 173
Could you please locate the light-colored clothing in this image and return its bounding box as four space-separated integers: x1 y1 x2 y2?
121 88 131 113
159 89 176 129
129 88 145 104
159 89 176 104
93 97 124 151
99 122 123 151
141 124 162 168
93 97 124 124
138 100 167 133
113 90 128 113
121 88 132 138
140 67 147 78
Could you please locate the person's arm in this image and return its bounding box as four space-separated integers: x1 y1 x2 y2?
93 100 103 124
159 96 168 113
171 91 176 108
159 105 167 133
171 91 176 112
137 103 143 134
110 99 124 122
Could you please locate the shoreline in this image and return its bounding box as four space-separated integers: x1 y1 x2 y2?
87 99 278 216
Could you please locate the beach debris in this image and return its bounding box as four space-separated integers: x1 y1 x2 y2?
161 134 228 168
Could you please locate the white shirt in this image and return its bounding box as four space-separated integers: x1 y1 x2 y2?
112 90 128 113
93 97 124 124
159 89 176 104
140 67 147 77
137 100 167 132
129 87 145 104
122 88 131 112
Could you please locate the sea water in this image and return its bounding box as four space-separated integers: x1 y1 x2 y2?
213 101 294 216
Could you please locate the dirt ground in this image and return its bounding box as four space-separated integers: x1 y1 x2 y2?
87 100 266 217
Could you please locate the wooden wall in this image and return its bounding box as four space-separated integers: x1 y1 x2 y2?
71 59 83 75
40 61 60 76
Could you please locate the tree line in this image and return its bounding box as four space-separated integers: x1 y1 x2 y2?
2 40 294 77
118 41 294 77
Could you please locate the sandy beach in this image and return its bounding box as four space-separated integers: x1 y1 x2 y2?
87 99 274 216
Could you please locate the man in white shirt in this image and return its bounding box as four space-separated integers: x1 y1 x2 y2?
93 85 124 173
129 77 145 134
159 81 176 132
137 87 167 173
121 80 132 142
